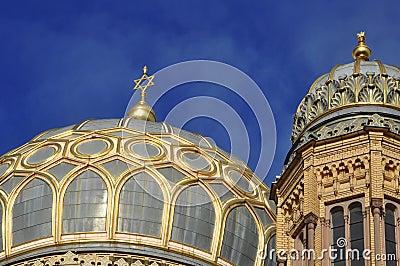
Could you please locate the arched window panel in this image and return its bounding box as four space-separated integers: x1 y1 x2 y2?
63 170 108 233
12 179 53 246
349 202 364 265
171 185 215 251
385 204 397 266
208 183 235 203
264 234 276 266
47 162 77 181
156 167 186 186
117 172 164 237
254 207 273 228
330 206 345 265
221 206 259 266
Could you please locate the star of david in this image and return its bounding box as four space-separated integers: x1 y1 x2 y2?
133 66 155 92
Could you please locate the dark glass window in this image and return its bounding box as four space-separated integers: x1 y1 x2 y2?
349 203 364 265
331 206 345 265
385 204 397 266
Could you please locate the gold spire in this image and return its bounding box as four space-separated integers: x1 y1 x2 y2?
352 31 371 61
126 66 156 122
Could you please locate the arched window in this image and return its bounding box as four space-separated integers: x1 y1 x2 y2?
328 201 366 265
171 185 215 251
330 206 345 265
385 204 397 266
221 206 259 266
12 179 53 246
63 170 108 233
349 202 364 264
118 172 164 237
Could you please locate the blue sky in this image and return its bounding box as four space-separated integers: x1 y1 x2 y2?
1 1 400 185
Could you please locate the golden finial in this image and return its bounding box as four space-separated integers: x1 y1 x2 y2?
352 31 371 61
126 66 156 122
357 32 366 42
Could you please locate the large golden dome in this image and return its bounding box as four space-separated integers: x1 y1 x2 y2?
0 118 275 266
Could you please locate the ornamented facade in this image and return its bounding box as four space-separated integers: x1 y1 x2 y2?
272 33 400 265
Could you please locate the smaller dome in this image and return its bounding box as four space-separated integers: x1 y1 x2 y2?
292 52 400 144
126 100 156 122
284 33 400 173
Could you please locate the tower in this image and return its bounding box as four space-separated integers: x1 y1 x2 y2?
272 33 400 265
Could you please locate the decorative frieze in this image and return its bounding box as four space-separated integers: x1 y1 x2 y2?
11 251 185 266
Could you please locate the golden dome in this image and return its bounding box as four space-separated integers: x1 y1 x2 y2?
291 33 400 145
0 118 276 266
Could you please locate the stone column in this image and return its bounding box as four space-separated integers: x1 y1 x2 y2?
371 198 383 266
304 212 318 266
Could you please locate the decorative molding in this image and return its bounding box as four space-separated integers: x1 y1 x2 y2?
304 212 318 225
9 251 187 266
282 113 400 175
371 198 383 208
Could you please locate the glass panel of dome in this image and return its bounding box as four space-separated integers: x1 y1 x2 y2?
228 170 254 193
130 142 161 158
106 130 137 138
38 125 74 140
12 179 53 246
254 207 273 227
64 133 84 140
12 144 35 155
264 235 276 266
0 163 10 177
27 146 57 165
208 183 235 203
76 139 108 155
63 170 107 233
144 121 166 133
221 206 259 266
205 151 227 163
182 152 211 171
159 137 182 146
117 172 164 237
126 119 164 133
102 159 133 178
267 199 277 212
156 167 186 186
47 162 77 181
79 119 120 130
0 175 24 194
172 128 204 146
171 185 215 251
